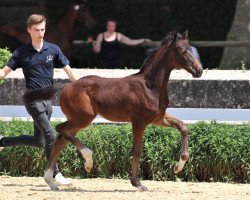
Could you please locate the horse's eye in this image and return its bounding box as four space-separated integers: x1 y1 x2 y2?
180 48 187 54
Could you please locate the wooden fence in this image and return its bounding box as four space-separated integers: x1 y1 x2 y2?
73 40 250 48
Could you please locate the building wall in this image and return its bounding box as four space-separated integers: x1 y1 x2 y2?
0 78 249 109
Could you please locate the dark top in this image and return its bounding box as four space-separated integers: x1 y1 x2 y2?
100 32 122 68
7 41 69 90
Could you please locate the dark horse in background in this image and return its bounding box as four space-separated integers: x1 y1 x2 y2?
0 0 95 57
23 31 203 191
0 32 24 52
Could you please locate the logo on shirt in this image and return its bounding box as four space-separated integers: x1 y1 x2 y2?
46 55 53 62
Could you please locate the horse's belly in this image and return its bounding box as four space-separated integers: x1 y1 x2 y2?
98 111 131 123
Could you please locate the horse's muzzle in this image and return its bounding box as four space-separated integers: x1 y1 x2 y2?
192 59 203 78
194 68 203 78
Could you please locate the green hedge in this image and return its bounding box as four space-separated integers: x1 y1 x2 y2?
0 48 11 68
0 48 12 84
0 120 249 183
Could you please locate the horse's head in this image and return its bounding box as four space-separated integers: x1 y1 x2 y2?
74 0 95 29
167 31 203 78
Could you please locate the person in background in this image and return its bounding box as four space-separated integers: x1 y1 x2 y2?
87 18 151 68
191 46 202 64
0 14 78 185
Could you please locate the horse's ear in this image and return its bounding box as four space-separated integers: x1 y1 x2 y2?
161 31 177 45
182 30 189 40
170 31 177 40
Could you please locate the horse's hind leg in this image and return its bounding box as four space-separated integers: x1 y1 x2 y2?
152 112 189 173
44 120 93 191
57 121 93 173
44 132 69 190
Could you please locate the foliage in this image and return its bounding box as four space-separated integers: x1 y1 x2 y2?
0 120 249 183
0 48 12 84
0 48 11 69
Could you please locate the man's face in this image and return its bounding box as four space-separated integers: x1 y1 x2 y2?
27 21 46 42
106 21 116 32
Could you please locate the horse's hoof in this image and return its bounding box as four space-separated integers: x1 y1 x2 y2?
174 166 179 174
44 179 59 191
131 179 148 192
137 184 148 192
50 185 60 191
174 157 186 174
84 160 93 173
81 148 93 172
174 165 181 174
44 169 59 191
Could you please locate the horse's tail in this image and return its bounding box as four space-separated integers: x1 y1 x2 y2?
23 83 66 104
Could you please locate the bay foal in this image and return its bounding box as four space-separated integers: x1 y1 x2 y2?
24 31 203 191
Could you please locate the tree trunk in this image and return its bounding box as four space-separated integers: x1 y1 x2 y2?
220 0 250 69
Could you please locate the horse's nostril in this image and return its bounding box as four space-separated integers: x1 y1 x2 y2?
198 68 203 77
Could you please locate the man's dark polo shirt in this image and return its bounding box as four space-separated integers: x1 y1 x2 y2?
7 41 69 90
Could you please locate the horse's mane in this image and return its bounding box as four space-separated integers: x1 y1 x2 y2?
138 31 183 73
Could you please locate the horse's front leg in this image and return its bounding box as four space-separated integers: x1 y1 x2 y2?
152 111 189 173
130 123 148 192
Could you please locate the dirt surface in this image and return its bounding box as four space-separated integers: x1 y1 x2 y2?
0 176 249 200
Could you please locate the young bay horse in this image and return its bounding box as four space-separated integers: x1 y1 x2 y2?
23 31 203 191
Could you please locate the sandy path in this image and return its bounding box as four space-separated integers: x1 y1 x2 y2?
0 176 249 200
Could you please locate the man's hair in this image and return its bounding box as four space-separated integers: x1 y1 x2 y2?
27 14 46 28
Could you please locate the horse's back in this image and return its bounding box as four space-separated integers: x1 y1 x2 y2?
75 75 130 85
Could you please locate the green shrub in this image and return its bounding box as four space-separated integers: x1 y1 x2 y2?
0 120 249 183
0 48 11 68
0 48 12 84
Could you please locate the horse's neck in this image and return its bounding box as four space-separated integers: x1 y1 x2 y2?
140 51 172 94
57 5 78 38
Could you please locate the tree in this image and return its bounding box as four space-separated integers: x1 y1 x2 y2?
220 0 250 69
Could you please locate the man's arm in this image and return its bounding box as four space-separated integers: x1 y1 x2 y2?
0 66 13 79
63 65 78 81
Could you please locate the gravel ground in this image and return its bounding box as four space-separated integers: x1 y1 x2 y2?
0 176 249 200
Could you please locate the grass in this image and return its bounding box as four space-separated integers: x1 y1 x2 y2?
0 120 249 183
